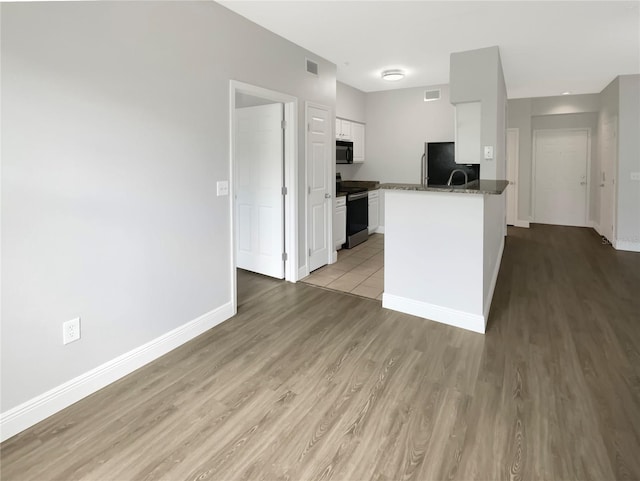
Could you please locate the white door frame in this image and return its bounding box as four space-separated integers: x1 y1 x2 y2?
532 128 592 226
303 101 333 279
506 128 520 227
598 115 618 244
229 81 298 313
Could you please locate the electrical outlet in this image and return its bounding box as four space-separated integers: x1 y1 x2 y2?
630 172 640 181
216 180 229 196
63 317 81 345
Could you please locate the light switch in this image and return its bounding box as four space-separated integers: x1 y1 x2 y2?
484 146 494 160
631 172 640 181
217 180 229 196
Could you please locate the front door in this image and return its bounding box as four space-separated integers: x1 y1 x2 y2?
307 104 331 272
533 129 589 227
235 103 285 279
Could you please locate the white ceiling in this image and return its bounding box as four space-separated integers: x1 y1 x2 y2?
219 1 640 98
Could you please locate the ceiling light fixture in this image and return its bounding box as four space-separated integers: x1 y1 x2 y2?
561 91 571 95
381 69 405 81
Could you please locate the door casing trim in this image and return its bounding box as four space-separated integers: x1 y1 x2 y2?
229 81 299 313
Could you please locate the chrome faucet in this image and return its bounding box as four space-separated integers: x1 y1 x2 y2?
447 169 468 186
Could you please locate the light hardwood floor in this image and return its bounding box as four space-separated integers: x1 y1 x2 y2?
2 225 639 480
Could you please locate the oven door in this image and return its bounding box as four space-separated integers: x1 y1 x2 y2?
336 140 353 164
346 191 368 235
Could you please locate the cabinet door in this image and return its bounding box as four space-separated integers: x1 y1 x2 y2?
368 191 379 234
352 122 365 163
335 118 341 140
340 119 352 140
334 204 347 248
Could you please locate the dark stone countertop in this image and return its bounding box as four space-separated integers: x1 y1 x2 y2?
340 180 380 191
379 179 509 195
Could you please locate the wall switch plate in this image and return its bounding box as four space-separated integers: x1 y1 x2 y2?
63 317 81 345
217 180 229 196
484 146 494 160
630 172 640 181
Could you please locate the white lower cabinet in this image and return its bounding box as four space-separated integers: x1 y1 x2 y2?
334 196 347 249
368 190 379 234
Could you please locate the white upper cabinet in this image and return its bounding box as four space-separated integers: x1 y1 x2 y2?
336 118 352 140
351 122 365 163
336 117 365 163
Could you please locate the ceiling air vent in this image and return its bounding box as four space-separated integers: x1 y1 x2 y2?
306 58 319 76
424 89 441 102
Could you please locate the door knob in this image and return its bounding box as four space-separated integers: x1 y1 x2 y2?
325 193 332 199
600 183 605 187
580 181 587 185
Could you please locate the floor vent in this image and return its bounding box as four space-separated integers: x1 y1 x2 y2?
306 58 319 76
424 89 441 102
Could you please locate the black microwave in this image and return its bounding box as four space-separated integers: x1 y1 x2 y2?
336 140 353 164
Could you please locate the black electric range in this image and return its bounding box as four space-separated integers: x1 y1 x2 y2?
336 175 369 248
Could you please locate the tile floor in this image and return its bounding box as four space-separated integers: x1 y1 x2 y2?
302 233 384 300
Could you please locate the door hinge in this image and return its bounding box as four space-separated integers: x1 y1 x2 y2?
309 248 312 257
308 186 311 195
307 123 311 132
282 252 288 261
281 120 287 130
282 186 288 196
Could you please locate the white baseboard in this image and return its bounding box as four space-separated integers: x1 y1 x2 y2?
330 250 338 264
483 237 505 327
0 302 234 442
382 293 485 334
615 240 640 252
592 223 603 236
375 225 385 234
514 219 530 228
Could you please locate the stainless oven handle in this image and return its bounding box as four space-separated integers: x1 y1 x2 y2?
348 191 369 201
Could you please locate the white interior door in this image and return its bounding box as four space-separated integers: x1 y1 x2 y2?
599 116 617 242
307 104 331 272
235 104 284 278
506 128 519 225
534 129 589 227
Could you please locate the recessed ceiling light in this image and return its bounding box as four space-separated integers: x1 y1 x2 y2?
381 69 405 81
562 91 571 95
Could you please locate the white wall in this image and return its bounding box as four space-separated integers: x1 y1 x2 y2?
482 192 505 323
1 1 336 419
384 191 484 326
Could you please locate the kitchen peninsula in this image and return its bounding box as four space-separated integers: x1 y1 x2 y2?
380 180 508 333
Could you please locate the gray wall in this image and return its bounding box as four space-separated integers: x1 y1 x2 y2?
598 77 620 232
342 85 454 183
507 94 600 222
336 81 366 122
450 46 506 180
1 2 336 411
616 75 640 247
